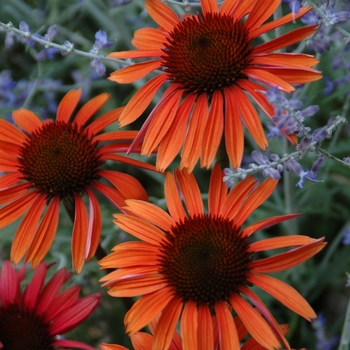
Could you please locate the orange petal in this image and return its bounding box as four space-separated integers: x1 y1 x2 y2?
245 0 280 30
201 90 224 168
235 178 277 226
242 213 302 237
74 93 110 127
12 109 42 134
0 152 20 172
263 67 322 84
233 0 256 21
152 297 182 350
249 273 316 321
108 49 164 59
107 275 167 298
251 53 319 69
109 60 162 84
220 176 256 219
253 25 318 55
249 235 317 252
71 194 89 273
0 119 26 145
124 199 175 231
0 190 37 229
100 344 128 350
118 73 167 127
200 0 218 14
250 6 312 39
157 94 196 172
237 79 274 117
230 294 280 349
0 183 30 204
26 197 60 267
125 286 174 335
56 89 82 122
93 182 126 210
164 172 187 223
197 305 214 350
174 168 204 216
233 85 268 150
11 194 46 264
224 87 244 168
100 170 148 202
113 214 164 246
145 0 180 32
132 28 168 50
219 0 239 15
244 67 295 92
251 237 326 272
143 89 183 156
85 188 102 260
131 333 153 350
215 301 240 350
208 163 227 216
86 107 124 135
180 93 208 172
181 301 198 350
0 172 22 189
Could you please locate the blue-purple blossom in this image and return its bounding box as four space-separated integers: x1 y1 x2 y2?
18 21 35 46
36 47 60 61
312 314 339 350
250 150 282 180
343 229 350 245
282 0 301 14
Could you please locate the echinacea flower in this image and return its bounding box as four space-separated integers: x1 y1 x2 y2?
0 89 155 273
100 316 303 350
108 0 322 171
0 260 101 350
99 164 326 350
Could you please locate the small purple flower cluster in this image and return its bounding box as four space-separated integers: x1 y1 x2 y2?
249 150 284 180
312 313 339 350
89 30 113 76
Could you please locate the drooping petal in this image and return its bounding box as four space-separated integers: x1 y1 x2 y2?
164 171 187 223
249 273 316 321
0 183 30 204
0 261 19 305
53 339 95 350
0 172 22 189
56 89 82 122
117 73 167 127
93 182 126 210
152 297 183 350
175 168 204 216
72 194 89 273
181 301 198 350
230 294 280 349
74 93 110 127
145 0 180 32
224 87 244 169
0 119 26 145
86 107 124 135
131 333 153 350
12 109 42 134
25 197 60 267
251 53 319 69
125 287 174 335
201 90 224 168
180 93 208 172
132 28 168 50
197 305 214 350
11 194 47 264
208 163 227 217
0 152 21 172
263 67 322 84
157 94 196 172
215 301 240 350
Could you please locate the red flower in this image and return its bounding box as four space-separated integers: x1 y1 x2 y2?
0 89 154 272
0 260 100 349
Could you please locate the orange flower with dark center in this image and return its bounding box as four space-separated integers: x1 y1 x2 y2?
0 89 154 273
108 0 321 172
99 164 326 350
0 261 100 350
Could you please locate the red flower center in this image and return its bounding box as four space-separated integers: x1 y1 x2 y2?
0 303 54 350
159 214 252 307
18 121 103 200
161 13 252 95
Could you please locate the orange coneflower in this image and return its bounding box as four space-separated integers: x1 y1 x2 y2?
108 0 322 172
0 89 155 273
99 164 326 350
0 260 100 349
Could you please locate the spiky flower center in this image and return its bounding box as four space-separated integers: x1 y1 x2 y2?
159 214 252 306
18 121 103 200
0 303 54 350
161 13 252 95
